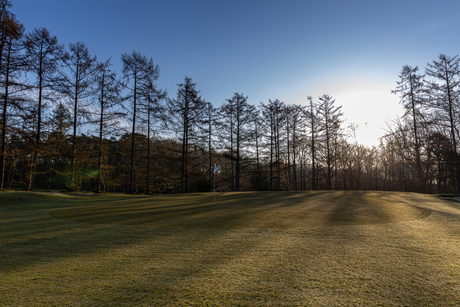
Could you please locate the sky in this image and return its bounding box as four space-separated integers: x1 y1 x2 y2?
12 0 460 147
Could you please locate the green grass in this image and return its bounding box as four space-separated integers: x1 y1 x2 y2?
1 190 460 306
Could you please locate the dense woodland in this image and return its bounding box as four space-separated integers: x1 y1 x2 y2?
1 1 460 194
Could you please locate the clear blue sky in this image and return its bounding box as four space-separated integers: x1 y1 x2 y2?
13 0 460 146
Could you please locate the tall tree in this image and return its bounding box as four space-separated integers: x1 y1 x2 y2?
121 51 159 194
92 58 124 192
201 101 216 183
219 93 252 191
53 42 96 191
306 96 318 190
0 2 24 190
139 78 166 193
288 104 304 190
317 94 343 190
24 27 64 190
392 65 425 191
165 76 205 193
425 54 460 193
261 99 285 190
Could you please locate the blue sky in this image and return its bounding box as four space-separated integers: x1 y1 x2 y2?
12 0 460 146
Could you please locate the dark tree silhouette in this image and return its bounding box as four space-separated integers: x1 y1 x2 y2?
121 51 160 194
165 76 205 193
426 54 460 193
392 65 425 191
24 27 64 190
306 96 318 190
139 78 166 193
92 58 124 192
219 93 252 191
53 42 96 191
0 2 24 190
317 94 343 190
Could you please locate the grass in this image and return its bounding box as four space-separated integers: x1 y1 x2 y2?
1 190 460 306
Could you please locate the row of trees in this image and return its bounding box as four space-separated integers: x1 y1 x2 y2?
1 1 459 194
385 54 460 194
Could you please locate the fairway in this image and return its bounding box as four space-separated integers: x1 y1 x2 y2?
51 191 433 227
2 191 460 306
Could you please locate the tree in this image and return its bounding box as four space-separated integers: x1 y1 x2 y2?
24 27 64 190
392 65 425 191
261 99 285 190
287 104 304 190
121 51 159 194
165 76 205 193
201 101 216 183
306 96 318 190
425 54 460 193
138 77 166 193
53 42 96 191
92 58 124 192
0 2 24 190
317 94 343 190
219 93 252 191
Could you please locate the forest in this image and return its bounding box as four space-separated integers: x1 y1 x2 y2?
1 0 459 194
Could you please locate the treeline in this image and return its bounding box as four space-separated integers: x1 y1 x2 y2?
1 1 459 194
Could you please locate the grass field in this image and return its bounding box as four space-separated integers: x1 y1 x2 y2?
1 190 460 306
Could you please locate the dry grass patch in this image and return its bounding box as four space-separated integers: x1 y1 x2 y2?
1 190 460 306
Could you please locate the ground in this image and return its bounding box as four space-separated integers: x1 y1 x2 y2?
1 190 460 306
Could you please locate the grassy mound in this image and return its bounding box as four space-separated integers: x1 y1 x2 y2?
51 190 432 227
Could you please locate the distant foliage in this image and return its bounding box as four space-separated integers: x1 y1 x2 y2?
0 1 459 193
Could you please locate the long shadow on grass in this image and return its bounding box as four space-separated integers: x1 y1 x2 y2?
51 191 332 228
323 191 432 226
2 192 458 305
50 191 433 229
96 192 454 305
1 191 435 272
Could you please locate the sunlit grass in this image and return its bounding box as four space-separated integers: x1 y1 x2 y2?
1 190 460 306
52 191 433 227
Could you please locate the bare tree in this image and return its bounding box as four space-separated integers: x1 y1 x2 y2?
219 93 252 191
53 42 96 191
121 51 160 194
139 78 166 193
92 58 124 192
317 94 343 190
201 101 216 183
305 96 318 190
392 65 425 191
0 3 24 190
425 54 460 193
260 99 285 190
288 104 305 190
165 76 205 193
24 27 64 190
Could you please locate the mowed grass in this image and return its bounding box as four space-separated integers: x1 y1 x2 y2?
1 191 460 306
